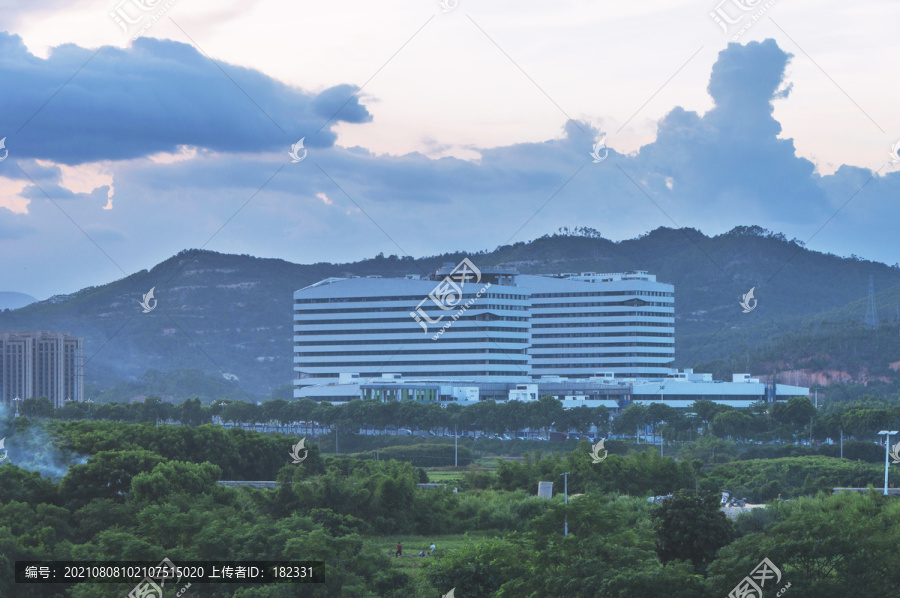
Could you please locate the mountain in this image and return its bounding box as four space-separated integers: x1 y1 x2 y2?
1 226 898 397
0 291 38 310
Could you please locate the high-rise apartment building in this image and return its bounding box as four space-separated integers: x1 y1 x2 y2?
0 331 84 408
293 264 674 392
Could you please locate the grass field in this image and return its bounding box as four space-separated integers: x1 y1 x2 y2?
364 534 487 576
425 469 466 483
424 456 520 484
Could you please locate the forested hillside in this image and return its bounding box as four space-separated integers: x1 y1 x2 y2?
1 225 898 397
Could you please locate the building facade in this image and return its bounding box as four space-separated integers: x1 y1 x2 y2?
294 263 531 386
294 265 674 394
0 331 84 408
296 370 807 412
522 272 674 379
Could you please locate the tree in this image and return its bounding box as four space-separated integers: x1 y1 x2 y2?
710 411 753 439
21 397 54 418
690 400 728 434
613 403 648 440
772 396 816 439
262 398 289 430
59 450 165 507
138 397 166 424
652 491 734 571
646 403 678 442
57 400 88 420
424 536 530 598
130 460 222 505
179 398 204 427
567 405 594 435
706 493 900 595
223 400 259 429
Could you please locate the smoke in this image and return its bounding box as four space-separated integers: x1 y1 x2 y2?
0 402 89 480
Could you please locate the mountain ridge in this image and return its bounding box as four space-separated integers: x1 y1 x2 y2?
1 226 898 396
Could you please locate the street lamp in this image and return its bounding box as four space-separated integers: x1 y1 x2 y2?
85 398 93 421
560 471 571 537
877 430 898 496
13 396 21 417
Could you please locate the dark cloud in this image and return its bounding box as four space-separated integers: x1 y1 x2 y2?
20 183 110 204
0 33 372 165
635 40 829 223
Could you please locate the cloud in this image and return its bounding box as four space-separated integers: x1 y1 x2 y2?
2 36 900 299
0 32 372 165
633 40 831 223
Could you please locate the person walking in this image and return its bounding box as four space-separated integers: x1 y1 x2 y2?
395 542 402 557
430 542 436 554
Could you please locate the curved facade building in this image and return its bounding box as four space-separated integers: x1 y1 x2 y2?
293 265 674 391
523 272 674 379
294 264 531 384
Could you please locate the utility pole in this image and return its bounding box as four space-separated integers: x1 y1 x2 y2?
560 472 570 537
335 425 338 454
454 424 458 467
840 429 843 459
878 431 898 495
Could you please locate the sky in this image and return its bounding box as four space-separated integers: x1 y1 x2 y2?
0 0 898 298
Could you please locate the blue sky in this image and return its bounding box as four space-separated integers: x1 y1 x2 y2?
0 0 898 297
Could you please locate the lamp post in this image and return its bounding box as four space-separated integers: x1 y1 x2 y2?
13 396 21 417
85 398 93 421
878 430 898 496
560 471 570 537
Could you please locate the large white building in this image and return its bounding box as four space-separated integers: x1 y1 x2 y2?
293 264 531 386
294 264 674 395
523 272 674 379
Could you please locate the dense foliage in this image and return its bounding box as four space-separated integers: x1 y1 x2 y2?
2 411 898 596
